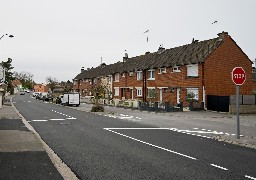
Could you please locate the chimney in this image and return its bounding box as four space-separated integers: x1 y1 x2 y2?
217 31 229 39
123 50 128 62
157 44 165 54
81 67 84 72
192 38 199 43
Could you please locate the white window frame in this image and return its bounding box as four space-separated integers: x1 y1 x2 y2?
107 76 112 83
173 65 181 72
148 69 155 80
187 88 199 100
137 88 142 97
129 71 133 76
147 87 156 98
135 87 142 97
136 71 143 80
114 73 120 82
186 64 198 77
114 87 119 96
159 68 166 74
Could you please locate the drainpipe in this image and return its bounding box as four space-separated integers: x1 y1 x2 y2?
142 69 147 102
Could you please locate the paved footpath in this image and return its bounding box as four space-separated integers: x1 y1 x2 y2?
0 96 78 180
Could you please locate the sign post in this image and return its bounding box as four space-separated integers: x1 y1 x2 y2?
232 67 246 139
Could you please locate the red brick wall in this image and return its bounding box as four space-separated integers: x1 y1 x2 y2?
204 35 253 96
112 66 204 106
34 84 49 92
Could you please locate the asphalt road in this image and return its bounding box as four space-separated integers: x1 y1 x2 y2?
13 94 256 179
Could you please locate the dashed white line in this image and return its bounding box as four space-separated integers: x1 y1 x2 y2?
210 164 228 171
49 119 65 121
66 117 76 120
105 129 197 160
245 175 256 180
32 120 48 122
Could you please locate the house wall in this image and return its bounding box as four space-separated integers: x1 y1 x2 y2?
204 34 253 96
34 84 49 92
112 65 204 106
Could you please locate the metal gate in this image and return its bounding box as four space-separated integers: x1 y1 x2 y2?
207 95 230 112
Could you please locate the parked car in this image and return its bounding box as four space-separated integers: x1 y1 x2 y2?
32 92 40 97
20 91 25 95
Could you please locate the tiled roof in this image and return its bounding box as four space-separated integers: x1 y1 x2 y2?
74 32 225 80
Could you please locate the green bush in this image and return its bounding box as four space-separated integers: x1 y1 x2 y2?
91 105 104 112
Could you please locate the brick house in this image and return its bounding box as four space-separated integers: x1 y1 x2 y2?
73 32 253 111
34 83 49 93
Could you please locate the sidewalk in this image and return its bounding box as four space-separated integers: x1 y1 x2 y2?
72 102 256 149
0 96 77 180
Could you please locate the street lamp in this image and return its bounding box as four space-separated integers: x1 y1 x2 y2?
0 34 14 40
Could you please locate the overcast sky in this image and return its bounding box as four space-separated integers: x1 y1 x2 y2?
0 0 255 84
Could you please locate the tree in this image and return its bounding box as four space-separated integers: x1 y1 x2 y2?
1 58 14 94
13 71 34 89
46 76 59 93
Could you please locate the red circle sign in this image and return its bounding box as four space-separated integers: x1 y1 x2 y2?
232 67 246 85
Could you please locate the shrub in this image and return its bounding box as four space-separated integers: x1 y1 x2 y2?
91 105 104 112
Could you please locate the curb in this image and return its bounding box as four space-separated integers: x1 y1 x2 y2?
11 97 79 180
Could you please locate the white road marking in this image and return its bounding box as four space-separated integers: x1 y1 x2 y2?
32 120 48 122
49 119 65 121
66 117 76 120
245 175 256 180
28 101 31 102
104 128 171 130
210 164 228 171
105 128 197 160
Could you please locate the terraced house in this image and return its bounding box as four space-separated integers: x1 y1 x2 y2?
73 32 253 112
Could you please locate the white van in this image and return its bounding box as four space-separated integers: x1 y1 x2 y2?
60 93 80 106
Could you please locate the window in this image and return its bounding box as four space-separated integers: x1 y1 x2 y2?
114 87 119 96
114 73 120 82
137 71 143 80
187 88 199 100
137 88 142 97
107 76 112 83
85 79 89 82
187 64 198 77
122 73 126 77
148 69 155 80
148 88 156 98
173 65 181 72
129 72 133 76
159 68 166 74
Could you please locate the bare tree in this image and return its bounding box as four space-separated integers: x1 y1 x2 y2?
46 76 59 93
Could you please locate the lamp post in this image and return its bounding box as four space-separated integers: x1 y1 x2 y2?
0 34 14 40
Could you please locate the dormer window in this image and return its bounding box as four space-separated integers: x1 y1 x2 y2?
122 73 126 77
129 72 133 76
159 68 166 74
114 73 120 82
187 64 198 77
173 65 181 72
148 69 155 80
137 71 143 80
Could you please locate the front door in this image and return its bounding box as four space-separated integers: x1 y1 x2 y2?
177 88 181 104
159 89 163 102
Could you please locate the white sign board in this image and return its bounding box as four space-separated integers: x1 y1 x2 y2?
0 65 5 84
